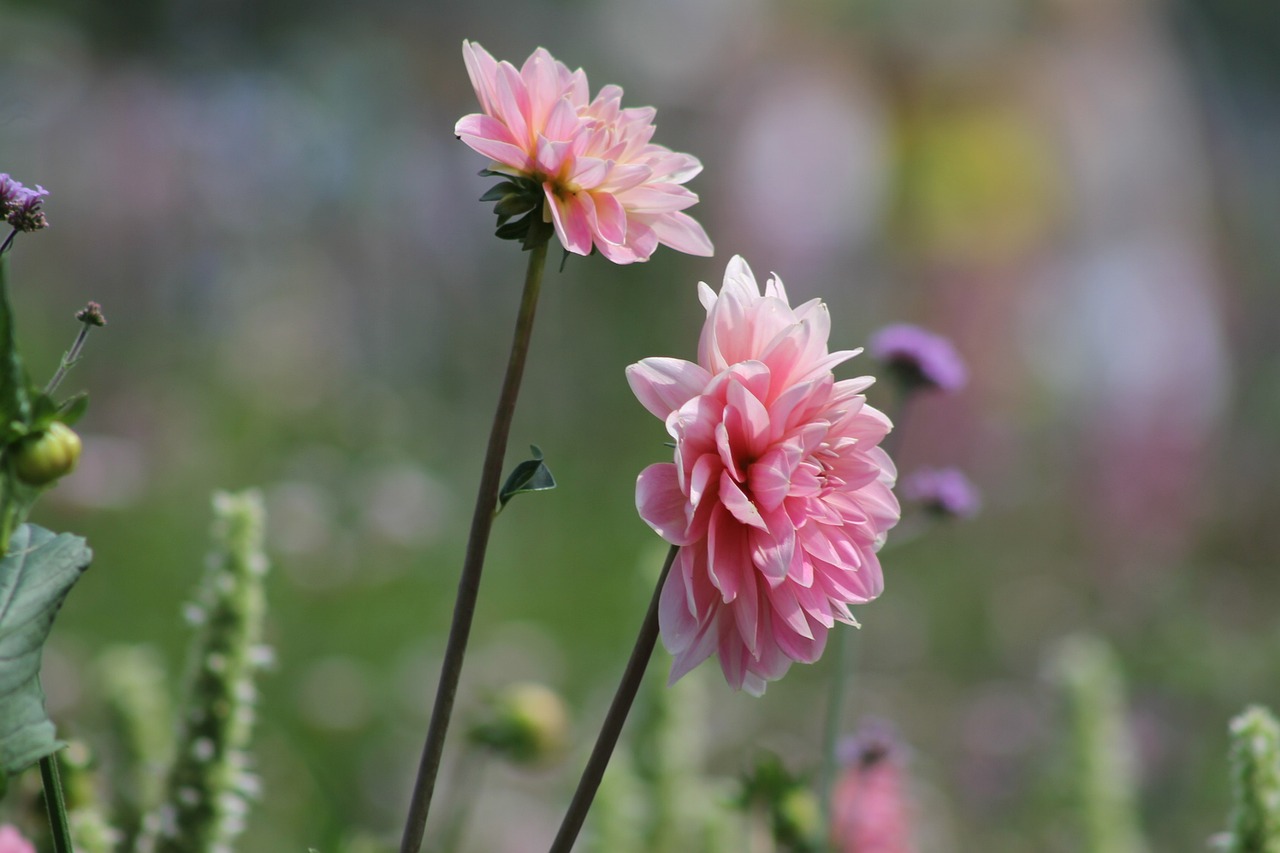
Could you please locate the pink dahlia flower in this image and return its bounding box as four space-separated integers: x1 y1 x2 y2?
455 40 713 264
627 257 899 695
830 726 917 853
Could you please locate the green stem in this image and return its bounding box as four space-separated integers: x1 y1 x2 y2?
818 627 851 851
40 755 75 853
44 323 92 397
548 544 678 853
400 239 550 853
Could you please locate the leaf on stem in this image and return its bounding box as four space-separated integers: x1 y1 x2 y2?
497 445 556 512
0 524 92 775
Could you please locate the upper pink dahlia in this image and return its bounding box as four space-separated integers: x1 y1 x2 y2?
627 257 899 695
455 40 713 264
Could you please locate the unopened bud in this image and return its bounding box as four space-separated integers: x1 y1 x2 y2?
469 682 568 766
11 422 82 486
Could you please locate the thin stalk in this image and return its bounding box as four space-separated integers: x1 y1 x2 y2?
549 544 678 853
40 755 75 853
400 238 550 853
0 229 16 256
818 627 851 850
45 323 92 396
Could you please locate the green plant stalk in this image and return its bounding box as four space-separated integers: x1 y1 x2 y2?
1226 705 1280 853
549 544 678 853
400 236 550 853
40 753 74 853
817 626 850 852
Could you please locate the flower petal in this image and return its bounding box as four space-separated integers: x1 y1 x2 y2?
627 357 711 420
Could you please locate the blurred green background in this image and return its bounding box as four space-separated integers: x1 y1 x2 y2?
3 0 1280 849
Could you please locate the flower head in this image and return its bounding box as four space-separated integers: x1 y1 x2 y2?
867 323 966 394
901 466 980 519
628 257 899 695
455 41 713 263
0 174 49 233
831 724 917 853
0 825 35 853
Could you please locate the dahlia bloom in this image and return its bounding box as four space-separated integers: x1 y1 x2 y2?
867 324 966 393
455 40 713 264
628 257 899 695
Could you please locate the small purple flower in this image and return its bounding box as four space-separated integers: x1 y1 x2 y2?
902 467 980 519
0 173 49 233
868 324 967 394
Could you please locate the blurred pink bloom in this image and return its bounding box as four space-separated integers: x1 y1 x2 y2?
628 257 898 695
0 825 35 853
455 40 713 264
867 324 967 394
831 726 917 853
902 467 980 519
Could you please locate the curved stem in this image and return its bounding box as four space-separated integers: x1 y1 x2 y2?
549 544 678 853
400 239 550 853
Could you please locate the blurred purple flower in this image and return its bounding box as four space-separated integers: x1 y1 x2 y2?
902 467 980 519
868 324 967 394
0 173 49 233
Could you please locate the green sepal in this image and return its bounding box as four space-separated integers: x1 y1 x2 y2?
497 445 557 512
0 524 93 775
56 393 89 427
479 182 520 203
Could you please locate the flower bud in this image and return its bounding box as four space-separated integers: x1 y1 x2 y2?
11 422 82 486
469 682 569 766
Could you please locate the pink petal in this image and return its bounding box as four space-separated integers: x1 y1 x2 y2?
589 189 628 246
636 463 699 546
456 115 533 173
719 471 767 530
626 357 711 420
544 185 592 256
707 503 748 603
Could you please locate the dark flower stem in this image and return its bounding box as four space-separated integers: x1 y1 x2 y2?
549 544 678 853
0 229 16 256
400 238 550 853
40 755 74 853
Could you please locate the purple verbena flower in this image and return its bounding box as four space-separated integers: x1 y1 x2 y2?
0 173 49 233
868 323 967 393
901 467 980 519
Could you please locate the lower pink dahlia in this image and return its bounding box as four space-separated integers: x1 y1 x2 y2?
627 257 899 695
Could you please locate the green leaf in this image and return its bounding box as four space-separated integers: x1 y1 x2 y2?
478 182 519 203
0 524 92 775
497 445 556 511
0 260 33 434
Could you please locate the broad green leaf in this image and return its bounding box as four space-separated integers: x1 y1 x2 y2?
0 524 92 775
497 445 556 511
0 260 32 434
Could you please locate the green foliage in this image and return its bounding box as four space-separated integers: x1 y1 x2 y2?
0 524 93 776
497 444 556 512
1049 635 1148 853
1225 705 1280 853
140 489 271 853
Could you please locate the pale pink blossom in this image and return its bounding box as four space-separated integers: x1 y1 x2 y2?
628 257 898 695
455 40 713 264
0 825 35 853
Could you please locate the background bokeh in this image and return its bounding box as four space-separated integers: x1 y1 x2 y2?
2 0 1279 849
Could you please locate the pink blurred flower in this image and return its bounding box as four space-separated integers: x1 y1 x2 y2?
455 40 713 264
628 257 899 695
0 825 35 853
867 324 967 394
831 726 917 853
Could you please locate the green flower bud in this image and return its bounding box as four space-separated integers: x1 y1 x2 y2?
469 682 569 766
11 422 82 486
